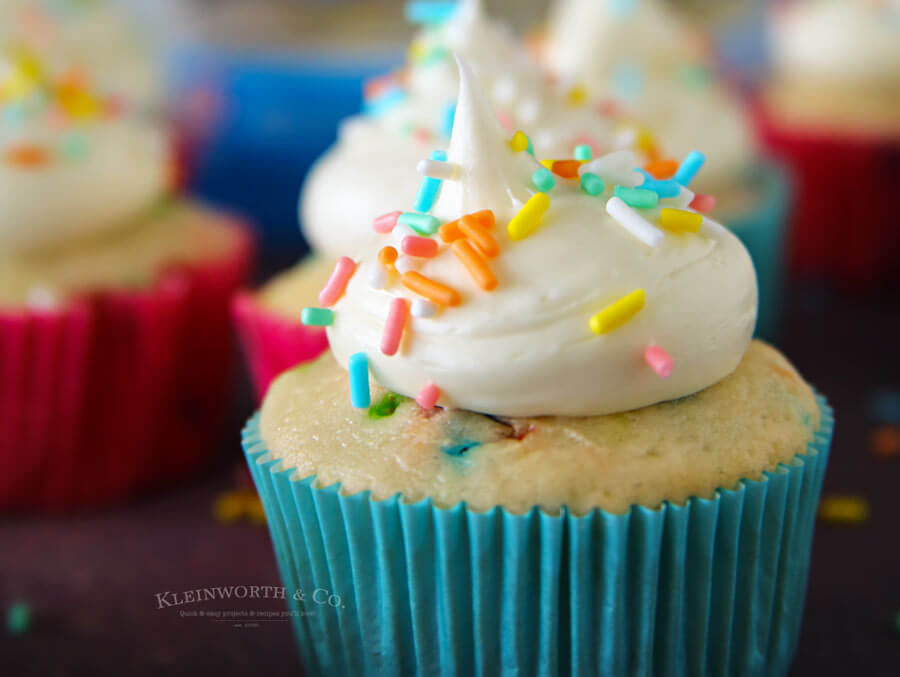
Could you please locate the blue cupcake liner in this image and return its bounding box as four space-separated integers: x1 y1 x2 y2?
243 395 832 676
726 160 792 342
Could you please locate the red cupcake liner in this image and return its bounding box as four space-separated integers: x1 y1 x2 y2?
0 224 254 512
232 293 329 404
753 103 900 287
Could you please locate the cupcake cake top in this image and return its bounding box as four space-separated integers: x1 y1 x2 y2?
0 44 168 253
306 58 757 418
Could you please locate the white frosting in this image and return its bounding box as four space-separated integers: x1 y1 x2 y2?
326 59 757 417
301 0 614 258
770 0 900 86
544 0 756 189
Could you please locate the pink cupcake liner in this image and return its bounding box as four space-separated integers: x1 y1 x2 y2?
232 293 329 404
0 224 254 512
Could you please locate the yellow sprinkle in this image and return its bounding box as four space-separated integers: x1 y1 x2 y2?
659 208 703 234
407 41 427 62
590 289 645 335
507 193 551 241
636 128 659 160
212 491 247 524
566 84 587 107
509 130 529 153
244 495 267 525
58 89 99 119
819 495 870 525
539 159 554 170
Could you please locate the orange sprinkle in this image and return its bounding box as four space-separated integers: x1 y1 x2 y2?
871 425 900 459
466 209 496 230
378 246 398 265
5 144 50 168
459 216 499 258
401 271 461 307
551 160 582 179
439 221 464 243
452 240 497 291
439 209 496 243
644 159 678 180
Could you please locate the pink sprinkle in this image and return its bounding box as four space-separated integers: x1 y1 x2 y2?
413 128 432 144
496 112 513 132
380 298 410 357
416 382 441 410
401 235 439 258
689 194 716 214
373 211 402 234
644 346 674 378
318 257 357 307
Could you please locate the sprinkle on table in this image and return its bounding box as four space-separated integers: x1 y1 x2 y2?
318 257 357 307
508 193 551 241
605 197 664 247
6 602 30 635
590 289 646 335
870 425 900 459
659 208 703 234
818 495 870 525
381 298 410 356
402 271 462 306
348 352 371 409
300 307 334 327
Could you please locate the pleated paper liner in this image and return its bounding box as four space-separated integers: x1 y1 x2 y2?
0 224 254 512
243 396 833 677
232 292 328 404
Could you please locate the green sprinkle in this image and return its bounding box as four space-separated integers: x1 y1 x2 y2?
399 212 441 235
369 392 404 419
574 144 592 161
614 185 658 209
301 307 334 327
580 173 605 196
6 602 30 635
59 132 88 160
532 167 556 192
526 137 535 156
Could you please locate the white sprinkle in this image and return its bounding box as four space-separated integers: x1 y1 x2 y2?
492 76 517 105
410 298 437 318
393 255 420 275
417 159 461 181
367 264 388 289
605 196 665 247
666 186 695 210
25 286 59 310
579 151 643 187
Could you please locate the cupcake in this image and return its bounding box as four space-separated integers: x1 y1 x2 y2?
542 0 790 339
0 43 253 510
243 60 832 675
756 0 900 286
235 0 617 400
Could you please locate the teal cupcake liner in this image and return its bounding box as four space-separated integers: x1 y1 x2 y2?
726 160 792 342
243 396 832 677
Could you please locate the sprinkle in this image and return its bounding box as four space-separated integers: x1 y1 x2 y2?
580 173 605 196
365 87 407 116
244 495 267 525
441 209 495 243
674 151 706 186
378 246 398 265
590 289 645 335
6 602 30 635
508 193 551 241
381 298 410 356
412 150 447 212
532 167 556 192
348 353 371 408
364 73 399 100
418 158 460 180
689 193 716 213
644 159 678 180
539 159 554 170
612 126 637 149
393 255 419 275
213 490 248 523
300 307 334 327
659 208 703 234
438 221 464 243
459 215 500 258
401 235 439 258
441 103 456 137
509 130 530 153
606 197 664 247
374 211 401 234
867 389 900 424
636 129 660 161
644 346 673 378
613 185 658 209
4 144 50 167
818 495 870 526
402 271 461 306
318 257 357 307
551 160 582 179
405 1 458 25
416 381 441 409
369 392 404 419
574 144 593 161
496 112 514 133
411 298 437 318
566 85 587 107
59 132 87 160
579 151 643 187
612 62 644 102
636 170 681 198
368 265 389 289
452 240 497 291
398 212 441 235
870 425 900 458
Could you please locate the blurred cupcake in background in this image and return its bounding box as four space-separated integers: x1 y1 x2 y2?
541 0 790 339
0 33 253 510
756 0 900 287
235 0 617 400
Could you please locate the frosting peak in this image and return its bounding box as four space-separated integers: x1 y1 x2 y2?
323 61 757 417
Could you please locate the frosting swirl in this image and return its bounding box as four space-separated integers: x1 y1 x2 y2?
324 58 757 417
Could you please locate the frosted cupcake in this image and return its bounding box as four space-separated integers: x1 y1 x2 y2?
243 60 832 676
235 0 617 399
542 0 790 338
0 45 253 511
757 0 900 286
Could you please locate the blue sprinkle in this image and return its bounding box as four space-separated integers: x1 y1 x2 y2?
674 151 706 186
635 169 681 198
443 440 481 457
611 62 644 103
441 103 456 138
348 353 371 409
413 149 447 212
405 1 459 25
365 88 407 117
867 390 900 424
430 150 447 162
608 0 639 19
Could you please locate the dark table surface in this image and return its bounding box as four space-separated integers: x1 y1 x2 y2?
2 281 899 676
